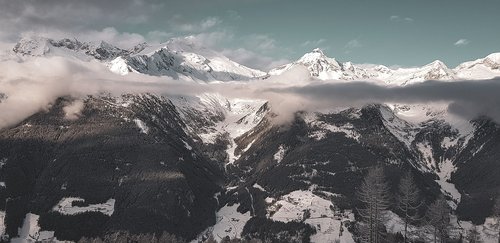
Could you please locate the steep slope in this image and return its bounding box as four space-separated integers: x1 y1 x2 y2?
192 101 492 242
0 95 223 241
118 37 266 81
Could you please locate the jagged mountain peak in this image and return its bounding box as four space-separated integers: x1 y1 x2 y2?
425 60 448 69
297 48 338 65
12 36 131 61
13 36 52 56
118 37 266 81
10 35 266 81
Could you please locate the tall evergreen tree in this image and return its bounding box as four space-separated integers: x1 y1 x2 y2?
357 166 391 243
426 195 451 243
397 171 422 243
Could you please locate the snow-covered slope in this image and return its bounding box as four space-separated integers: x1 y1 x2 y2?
455 52 500 79
12 36 265 82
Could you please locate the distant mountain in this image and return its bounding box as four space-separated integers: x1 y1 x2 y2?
12 36 266 82
270 48 500 85
269 48 369 80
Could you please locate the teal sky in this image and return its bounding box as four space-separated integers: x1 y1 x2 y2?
1 0 500 68
133 0 500 67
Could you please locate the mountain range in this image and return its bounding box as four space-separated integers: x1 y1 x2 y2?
1 36 500 242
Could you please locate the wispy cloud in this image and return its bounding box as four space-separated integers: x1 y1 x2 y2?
301 39 326 47
390 15 414 23
171 16 222 33
345 39 363 50
226 10 242 20
221 48 289 71
245 34 277 51
454 39 470 47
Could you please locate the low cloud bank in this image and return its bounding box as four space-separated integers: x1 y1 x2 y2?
0 56 499 129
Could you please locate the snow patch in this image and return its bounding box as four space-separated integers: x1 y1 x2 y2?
197 203 251 242
11 213 61 243
133 118 149 134
253 183 266 192
309 122 360 141
273 145 286 163
435 159 461 209
267 190 355 243
0 211 4 236
182 140 192 150
52 197 115 216
380 105 417 149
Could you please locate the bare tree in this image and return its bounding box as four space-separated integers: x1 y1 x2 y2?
397 171 422 243
426 195 451 243
357 166 391 243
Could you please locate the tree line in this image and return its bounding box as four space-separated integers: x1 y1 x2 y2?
356 166 500 243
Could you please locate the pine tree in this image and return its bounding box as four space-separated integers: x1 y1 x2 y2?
357 166 391 243
397 171 422 243
426 195 451 243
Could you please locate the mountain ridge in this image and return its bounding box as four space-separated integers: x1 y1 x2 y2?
10 36 500 85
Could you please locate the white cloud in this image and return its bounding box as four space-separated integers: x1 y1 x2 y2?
187 31 234 48
172 16 222 33
84 28 146 48
245 34 277 51
226 10 242 20
147 31 174 43
345 39 362 49
200 17 221 30
301 39 326 47
221 48 289 71
63 100 85 120
390 15 414 23
454 39 470 47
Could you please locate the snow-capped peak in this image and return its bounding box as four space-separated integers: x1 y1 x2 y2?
10 35 266 82
122 37 266 81
13 36 52 56
425 60 448 69
312 48 324 54
297 48 339 66
12 36 131 61
269 49 368 80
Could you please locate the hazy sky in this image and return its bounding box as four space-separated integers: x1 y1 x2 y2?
1 0 499 69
